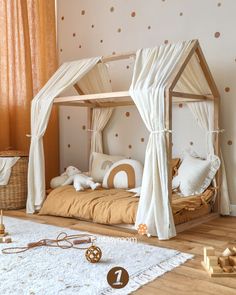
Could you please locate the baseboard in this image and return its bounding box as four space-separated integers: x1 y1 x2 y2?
230 205 236 216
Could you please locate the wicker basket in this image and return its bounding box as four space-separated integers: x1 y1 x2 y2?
0 150 28 210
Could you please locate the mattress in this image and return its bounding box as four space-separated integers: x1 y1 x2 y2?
39 186 215 225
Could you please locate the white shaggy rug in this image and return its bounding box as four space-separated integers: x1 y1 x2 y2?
0 217 193 295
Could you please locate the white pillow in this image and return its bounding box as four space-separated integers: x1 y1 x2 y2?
172 154 220 196
102 159 143 189
127 186 142 197
91 152 125 182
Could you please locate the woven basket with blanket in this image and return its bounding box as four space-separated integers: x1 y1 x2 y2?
0 150 28 210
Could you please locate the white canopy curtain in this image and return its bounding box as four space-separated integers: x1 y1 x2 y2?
77 63 113 170
175 54 230 215
27 57 101 213
188 102 230 215
129 41 192 240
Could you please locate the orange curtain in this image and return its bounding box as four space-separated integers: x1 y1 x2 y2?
0 0 59 187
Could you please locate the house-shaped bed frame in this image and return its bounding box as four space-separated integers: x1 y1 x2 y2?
53 39 220 233
27 39 227 239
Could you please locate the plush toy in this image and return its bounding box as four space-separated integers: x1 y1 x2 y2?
61 166 101 191
50 174 68 189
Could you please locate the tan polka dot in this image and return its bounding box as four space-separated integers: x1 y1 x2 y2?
73 33 76 37
128 145 132 149
141 138 145 142
131 11 136 17
81 10 85 15
214 32 220 38
228 140 233 145
82 125 86 130
164 40 169 44
61 16 64 21
67 144 71 148
225 87 230 92
125 112 130 117
179 103 183 108
190 141 194 146
117 28 121 33
67 116 70 120
110 7 114 12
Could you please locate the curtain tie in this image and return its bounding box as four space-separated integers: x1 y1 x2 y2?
87 129 100 133
207 129 225 134
150 129 172 134
26 134 40 140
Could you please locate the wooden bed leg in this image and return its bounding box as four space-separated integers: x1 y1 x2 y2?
213 94 221 213
87 107 93 170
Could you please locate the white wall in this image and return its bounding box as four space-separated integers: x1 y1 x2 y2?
57 0 236 205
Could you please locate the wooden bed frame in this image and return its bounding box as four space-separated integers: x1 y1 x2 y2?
53 39 221 234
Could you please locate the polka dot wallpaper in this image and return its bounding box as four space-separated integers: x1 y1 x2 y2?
57 0 236 204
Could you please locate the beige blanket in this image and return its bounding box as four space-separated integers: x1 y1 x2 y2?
39 186 138 224
39 186 214 225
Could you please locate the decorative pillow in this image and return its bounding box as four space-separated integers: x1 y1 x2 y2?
102 159 143 189
91 152 126 183
172 154 220 196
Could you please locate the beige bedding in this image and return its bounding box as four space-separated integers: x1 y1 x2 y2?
39 185 215 225
39 186 138 224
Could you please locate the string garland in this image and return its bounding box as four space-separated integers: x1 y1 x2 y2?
2 232 96 254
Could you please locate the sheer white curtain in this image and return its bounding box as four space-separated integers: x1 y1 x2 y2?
175 54 230 215
188 101 230 215
27 58 100 213
78 63 113 170
129 41 192 240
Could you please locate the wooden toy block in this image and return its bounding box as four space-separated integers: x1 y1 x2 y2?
210 266 223 273
202 246 236 277
218 256 230 267
223 266 234 273
228 256 236 266
222 247 235 257
204 247 215 257
203 247 215 264
0 237 12 243
206 256 218 269
0 224 5 235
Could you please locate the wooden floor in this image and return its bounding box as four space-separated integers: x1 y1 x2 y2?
4 210 236 295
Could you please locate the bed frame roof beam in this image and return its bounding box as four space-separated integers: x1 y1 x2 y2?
53 90 212 105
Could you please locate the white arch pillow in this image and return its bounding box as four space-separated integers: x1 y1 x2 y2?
102 159 143 189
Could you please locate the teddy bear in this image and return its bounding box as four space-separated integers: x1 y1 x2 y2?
50 166 101 191
61 166 101 191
